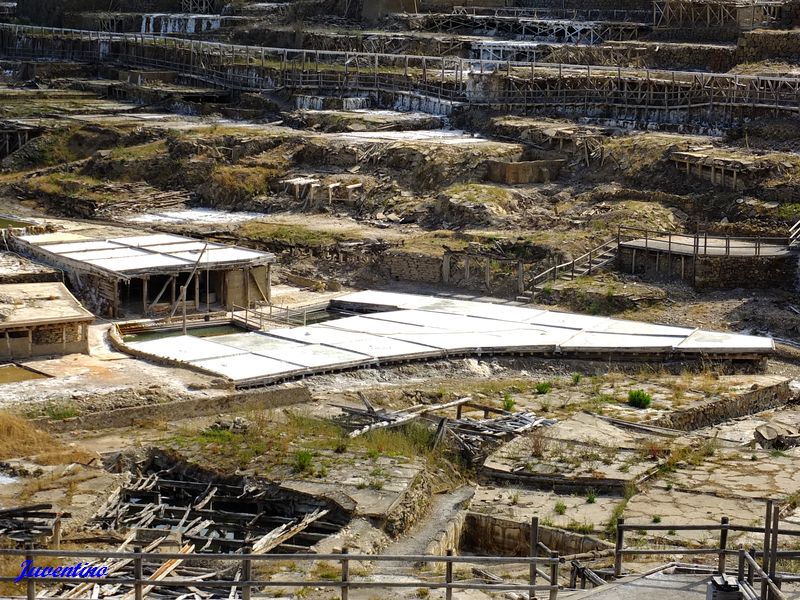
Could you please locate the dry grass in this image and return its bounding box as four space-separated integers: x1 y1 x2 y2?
0 412 55 460
0 412 94 464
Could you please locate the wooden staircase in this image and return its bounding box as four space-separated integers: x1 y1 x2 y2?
516 239 619 303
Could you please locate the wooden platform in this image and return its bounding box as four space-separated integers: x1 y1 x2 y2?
620 234 792 257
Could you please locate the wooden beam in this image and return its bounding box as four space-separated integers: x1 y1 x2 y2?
251 509 330 554
249 269 269 304
147 276 173 312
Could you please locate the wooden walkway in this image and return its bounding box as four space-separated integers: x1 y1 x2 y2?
3 25 800 122
620 234 792 257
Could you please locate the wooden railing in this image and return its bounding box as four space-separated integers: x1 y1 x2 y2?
0 547 561 600
6 25 800 119
232 301 331 330
614 501 792 600
529 238 619 290
617 226 791 257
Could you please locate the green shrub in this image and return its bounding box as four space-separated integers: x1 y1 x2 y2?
586 489 597 504
502 391 516 411
627 389 652 409
294 450 313 472
554 500 567 516
535 382 553 395
45 404 80 420
571 373 582 386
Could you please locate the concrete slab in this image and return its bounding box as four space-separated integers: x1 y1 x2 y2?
40 240 120 254
110 234 189 247
255 343 370 369
269 324 376 345
528 311 611 330
414 297 548 323
211 332 307 354
363 309 526 333
560 331 683 352
60 248 151 262
190 353 299 382
323 315 444 336
324 334 442 360
394 327 571 352
86 254 192 272
127 335 244 363
571 572 712 600
124 292 775 385
676 330 774 352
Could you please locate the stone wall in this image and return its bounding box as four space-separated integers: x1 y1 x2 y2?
34 384 312 432
0 322 89 359
461 512 612 557
424 512 466 556
618 42 737 72
381 250 443 284
385 472 433 537
694 254 798 291
650 378 790 431
485 160 565 185
737 30 800 63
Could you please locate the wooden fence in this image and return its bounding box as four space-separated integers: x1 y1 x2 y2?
0 547 560 600
614 500 794 600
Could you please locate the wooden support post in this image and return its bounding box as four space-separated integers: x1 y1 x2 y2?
142 277 148 314
614 519 624 577
530 517 539 600
549 551 558 600
719 516 729 574
762 500 773 600
195 272 200 310
113 279 119 318
25 542 34 600
134 546 143 600
242 546 252 600
442 253 451 284
245 268 251 308
266 264 272 303
445 549 454 600
341 547 349 600
738 548 745 584
181 286 187 335
769 504 780 596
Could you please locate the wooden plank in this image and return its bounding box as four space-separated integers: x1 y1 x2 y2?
251 508 330 554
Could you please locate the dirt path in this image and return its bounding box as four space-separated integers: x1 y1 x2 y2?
381 484 475 569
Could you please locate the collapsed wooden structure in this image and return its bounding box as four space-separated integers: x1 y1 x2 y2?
670 149 776 190
91 472 347 555
338 395 555 462
0 503 66 544
0 121 42 161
